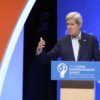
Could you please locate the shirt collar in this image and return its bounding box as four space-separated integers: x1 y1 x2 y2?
71 31 81 40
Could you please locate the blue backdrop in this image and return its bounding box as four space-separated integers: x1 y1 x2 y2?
57 0 100 100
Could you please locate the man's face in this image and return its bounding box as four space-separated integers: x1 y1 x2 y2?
67 19 80 36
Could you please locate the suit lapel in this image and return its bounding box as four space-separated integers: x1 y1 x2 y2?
66 35 75 61
78 33 87 61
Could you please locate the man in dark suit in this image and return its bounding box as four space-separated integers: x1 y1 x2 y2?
36 12 100 62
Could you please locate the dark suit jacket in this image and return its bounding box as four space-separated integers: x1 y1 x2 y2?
37 32 100 63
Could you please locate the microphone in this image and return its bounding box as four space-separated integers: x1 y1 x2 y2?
78 39 82 45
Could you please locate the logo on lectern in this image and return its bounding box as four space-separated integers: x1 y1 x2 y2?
57 63 68 78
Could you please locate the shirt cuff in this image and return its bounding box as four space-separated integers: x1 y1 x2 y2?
36 48 42 55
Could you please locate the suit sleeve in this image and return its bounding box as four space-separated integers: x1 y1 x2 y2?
92 36 100 61
36 41 60 64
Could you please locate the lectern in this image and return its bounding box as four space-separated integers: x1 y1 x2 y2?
51 61 100 100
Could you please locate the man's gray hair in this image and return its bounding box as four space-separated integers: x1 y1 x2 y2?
66 12 83 27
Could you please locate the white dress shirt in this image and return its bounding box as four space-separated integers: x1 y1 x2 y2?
71 32 81 61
